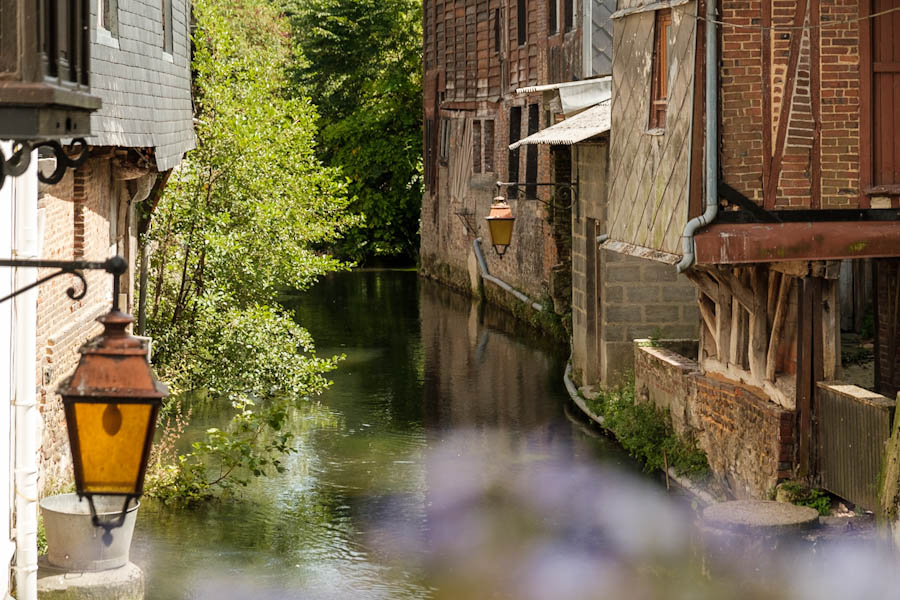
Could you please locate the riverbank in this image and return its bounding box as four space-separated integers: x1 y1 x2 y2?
563 361 723 507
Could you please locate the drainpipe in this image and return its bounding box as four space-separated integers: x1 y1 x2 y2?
12 151 39 600
676 0 718 273
473 238 545 312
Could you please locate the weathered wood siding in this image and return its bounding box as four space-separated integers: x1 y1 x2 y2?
607 2 697 255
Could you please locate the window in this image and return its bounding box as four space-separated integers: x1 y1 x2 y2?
525 104 539 198
494 8 501 53
99 0 119 39
649 9 671 130
508 107 522 198
472 119 495 174
517 0 527 46
564 0 574 33
162 0 174 53
549 0 558 35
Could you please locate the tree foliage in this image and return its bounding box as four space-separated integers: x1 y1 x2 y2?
285 0 423 262
144 0 356 501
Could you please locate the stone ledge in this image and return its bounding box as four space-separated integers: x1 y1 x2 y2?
37 560 144 600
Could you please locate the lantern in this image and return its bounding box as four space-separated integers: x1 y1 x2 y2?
485 197 516 258
57 310 167 530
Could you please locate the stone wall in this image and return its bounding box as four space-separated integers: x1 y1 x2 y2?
634 342 794 499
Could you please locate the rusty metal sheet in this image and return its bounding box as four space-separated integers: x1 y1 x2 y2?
695 222 900 264
600 239 681 265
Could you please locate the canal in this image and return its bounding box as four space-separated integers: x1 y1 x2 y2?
131 270 657 599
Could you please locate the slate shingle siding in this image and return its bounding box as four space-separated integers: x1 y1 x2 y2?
88 0 195 170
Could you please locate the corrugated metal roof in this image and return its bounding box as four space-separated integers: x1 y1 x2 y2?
515 76 611 94
508 100 611 150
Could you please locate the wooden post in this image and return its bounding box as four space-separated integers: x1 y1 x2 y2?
717 284 732 364
699 294 718 358
796 278 814 478
822 279 841 380
749 266 768 381
766 275 792 382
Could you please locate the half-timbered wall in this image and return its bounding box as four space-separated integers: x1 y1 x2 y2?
606 2 698 255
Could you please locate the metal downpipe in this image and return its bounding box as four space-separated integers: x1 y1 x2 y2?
677 0 719 273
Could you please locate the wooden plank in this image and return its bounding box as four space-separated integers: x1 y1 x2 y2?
730 282 743 366
685 269 719 301
717 282 733 364
766 274 792 382
860 0 873 207
714 266 754 311
771 261 810 278
822 278 841 380
810 0 821 209
699 295 718 357
748 266 768 381
796 277 815 478
767 270 779 322
765 0 809 209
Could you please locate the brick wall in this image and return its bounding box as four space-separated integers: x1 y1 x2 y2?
634 343 794 499
720 0 862 209
35 157 136 493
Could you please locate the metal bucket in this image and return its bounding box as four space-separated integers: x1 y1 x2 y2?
40 493 139 571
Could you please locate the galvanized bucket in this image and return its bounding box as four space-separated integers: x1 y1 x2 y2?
40 493 139 571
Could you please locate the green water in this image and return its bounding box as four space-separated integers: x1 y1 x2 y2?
131 270 637 599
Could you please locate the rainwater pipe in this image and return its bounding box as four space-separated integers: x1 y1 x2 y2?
473 238 545 312
676 0 718 273
12 150 39 600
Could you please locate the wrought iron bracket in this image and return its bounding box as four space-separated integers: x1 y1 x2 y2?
0 139 90 191
0 256 127 308
495 180 578 210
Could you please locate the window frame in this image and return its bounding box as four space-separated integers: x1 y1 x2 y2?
648 8 672 131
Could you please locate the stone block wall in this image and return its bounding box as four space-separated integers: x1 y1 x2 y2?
634 342 794 499
35 157 137 493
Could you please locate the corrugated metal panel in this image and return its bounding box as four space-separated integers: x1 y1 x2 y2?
509 101 611 149
818 383 896 511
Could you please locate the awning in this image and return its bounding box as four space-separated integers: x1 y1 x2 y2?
508 100 610 150
516 77 611 116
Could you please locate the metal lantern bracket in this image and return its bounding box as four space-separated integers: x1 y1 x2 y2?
0 138 91 191
495 180 578 210
0 256 127 308
86 495 136 546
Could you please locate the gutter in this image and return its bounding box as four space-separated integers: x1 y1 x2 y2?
473 238 546 312
677 0 719 273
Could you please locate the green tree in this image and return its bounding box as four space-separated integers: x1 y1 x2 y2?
286 0 423 262
144 0 357 501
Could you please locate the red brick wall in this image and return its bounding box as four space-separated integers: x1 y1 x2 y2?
719 0 862 209
36 156 131 493
634 343 794 499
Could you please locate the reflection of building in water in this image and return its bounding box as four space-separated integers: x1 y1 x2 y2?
419 279 573 452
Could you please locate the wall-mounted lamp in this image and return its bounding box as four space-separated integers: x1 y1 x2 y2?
484 181 578 258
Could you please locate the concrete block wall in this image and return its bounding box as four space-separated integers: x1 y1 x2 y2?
35 157 136 493
634 342 794 499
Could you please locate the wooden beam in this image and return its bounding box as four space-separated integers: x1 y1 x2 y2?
796 278 816 478
714 266 754 311
766 275 792 382
748 266 768 381
685 269 719 301
717 282 733 364
730 289 742 366
699 295 718 350
771 261 810 278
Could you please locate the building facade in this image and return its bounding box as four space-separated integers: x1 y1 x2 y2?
604 0 900 502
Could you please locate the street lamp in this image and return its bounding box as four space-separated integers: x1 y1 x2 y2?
485 197 516 258
485 182 578 258
57 309 167 532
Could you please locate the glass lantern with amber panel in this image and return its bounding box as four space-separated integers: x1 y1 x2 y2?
57 311 167 531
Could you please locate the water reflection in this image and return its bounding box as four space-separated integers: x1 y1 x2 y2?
131 271 637 599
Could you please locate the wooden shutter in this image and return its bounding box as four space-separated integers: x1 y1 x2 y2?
526 103 539 198
872 0 900 188
517 0 527 46
508 107 522 198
